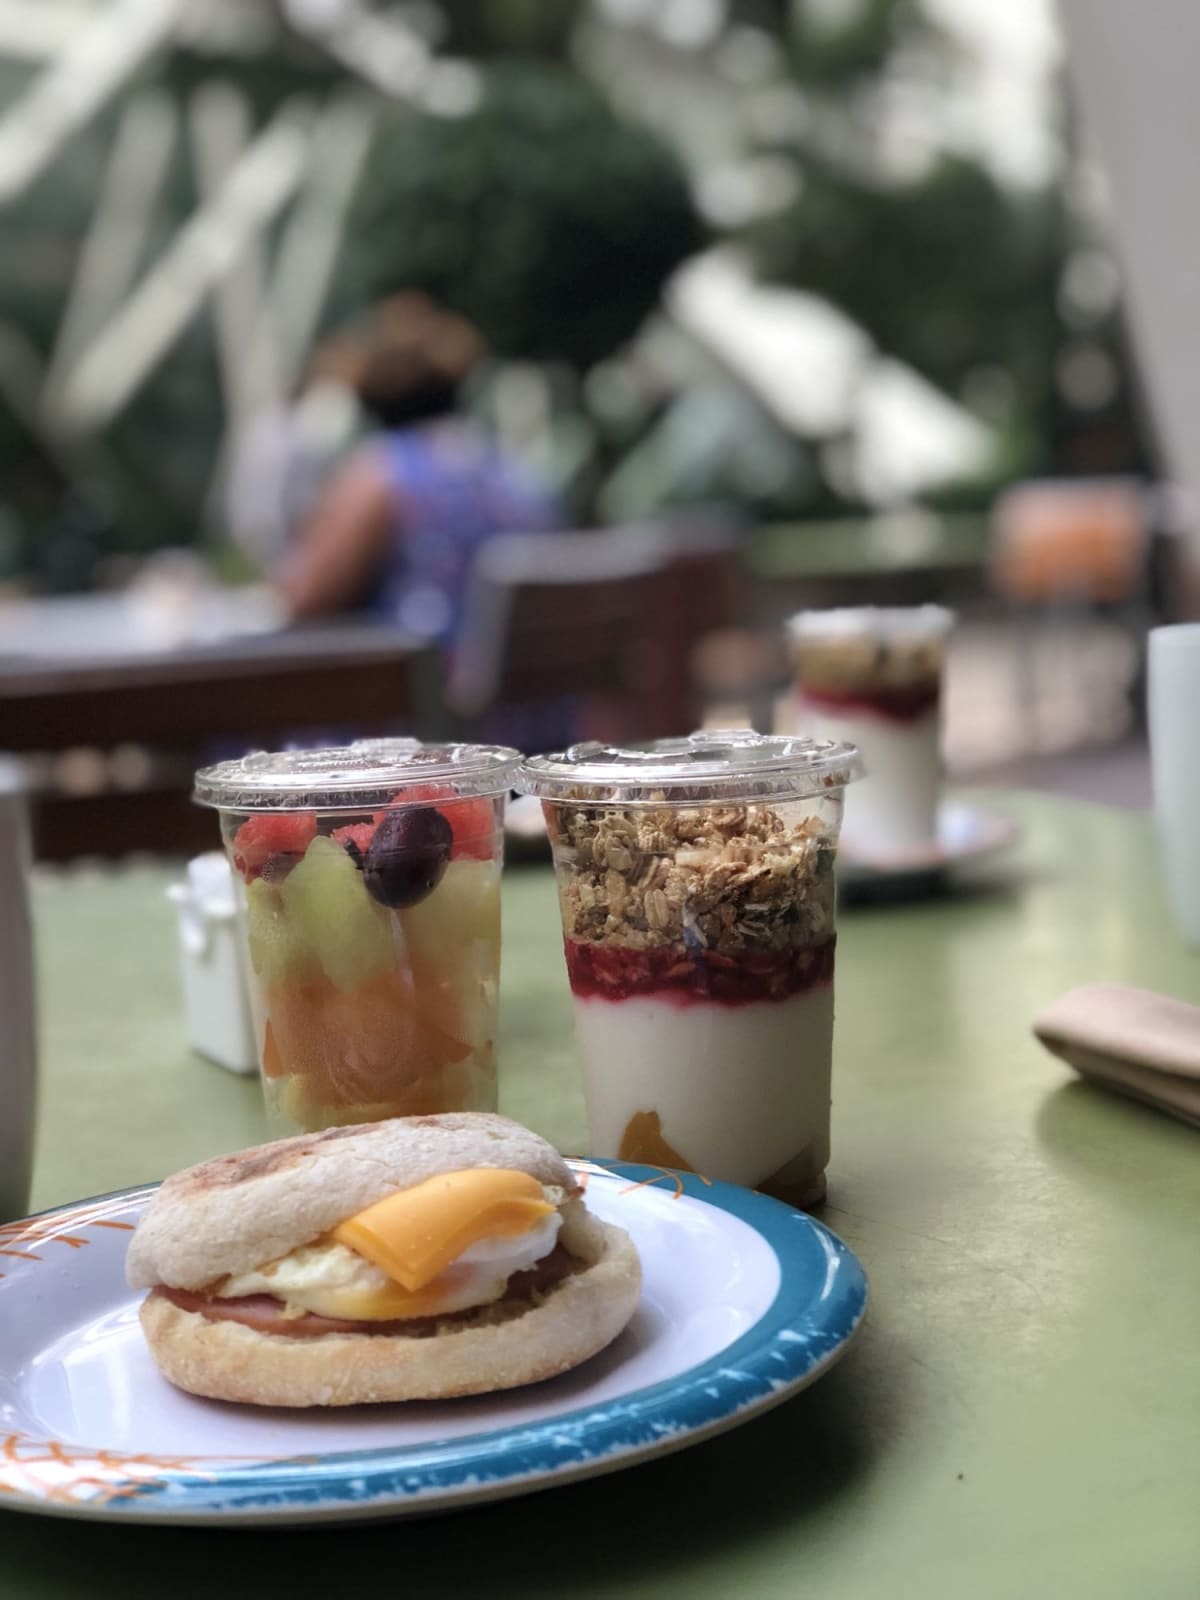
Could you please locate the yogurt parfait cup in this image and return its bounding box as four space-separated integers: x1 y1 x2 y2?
520 730 861 1207
194 739 520 1135
788 606 954 859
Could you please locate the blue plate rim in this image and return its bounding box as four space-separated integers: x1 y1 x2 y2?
1 1162 868 1523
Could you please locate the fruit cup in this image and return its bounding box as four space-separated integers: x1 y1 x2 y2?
520 730 862 1208
193 740 520 1135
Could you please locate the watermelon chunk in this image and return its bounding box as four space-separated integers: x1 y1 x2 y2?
231 812 317 881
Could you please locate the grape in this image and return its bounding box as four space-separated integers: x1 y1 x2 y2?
362 806 452 909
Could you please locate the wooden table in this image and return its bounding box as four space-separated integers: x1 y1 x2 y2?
0 594 434 858
5 792 1199 1595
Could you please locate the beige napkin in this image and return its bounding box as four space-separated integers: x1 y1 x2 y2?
1033 983 1200 1129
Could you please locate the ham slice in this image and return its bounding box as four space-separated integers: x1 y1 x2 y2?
154 1244 576 1339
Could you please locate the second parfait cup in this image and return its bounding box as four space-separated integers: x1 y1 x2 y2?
520 730 861 1207
195 739 520 1136
788 605 954 859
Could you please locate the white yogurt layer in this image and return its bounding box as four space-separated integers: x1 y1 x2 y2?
799 698 940 855
574 985 833 1189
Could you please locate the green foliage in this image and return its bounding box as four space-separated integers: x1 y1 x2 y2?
159 38 343 118
748 152 1062 402
435 0 584 59
784 0 916 86
0 51 703 576
337 62 707 369
732 0 1150 507
0 0 1150 574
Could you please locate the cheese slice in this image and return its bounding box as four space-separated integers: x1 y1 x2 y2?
332 1168 554 1293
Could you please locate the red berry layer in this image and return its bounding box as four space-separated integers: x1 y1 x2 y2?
797 679 939 723
564 936 835 1007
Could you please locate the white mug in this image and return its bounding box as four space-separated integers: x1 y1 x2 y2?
0 760 36 1220
1149 624 1200 946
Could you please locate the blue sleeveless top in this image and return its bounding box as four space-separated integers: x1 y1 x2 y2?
370 422 562 645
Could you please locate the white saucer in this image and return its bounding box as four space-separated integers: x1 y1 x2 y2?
837 801 1018 886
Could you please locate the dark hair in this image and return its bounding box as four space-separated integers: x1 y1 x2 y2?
357 361 462 427
351 293 483 428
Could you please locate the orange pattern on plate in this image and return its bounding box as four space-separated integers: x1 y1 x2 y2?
0 1200 135 1278
0 1165 689 1507
0 1431 309 1507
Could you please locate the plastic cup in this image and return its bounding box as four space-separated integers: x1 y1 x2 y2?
0 759 35 1221
787 606 954 858
519 729 861 1207
194 739 520 1135
1149 623 1200 946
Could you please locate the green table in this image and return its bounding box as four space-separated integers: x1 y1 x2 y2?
7 794 1200 1596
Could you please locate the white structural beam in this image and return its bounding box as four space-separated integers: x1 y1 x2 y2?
189 80 282 430
203 92 375 523
0 1 100 60
286 0 430 98
41 90 177 410
253 91 376 398
1059 0 1200 544
0 0 184 203
55 101 315 433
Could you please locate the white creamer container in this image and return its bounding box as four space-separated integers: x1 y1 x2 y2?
167 852 256 1074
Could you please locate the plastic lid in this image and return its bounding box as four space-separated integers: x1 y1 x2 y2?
519 728 862 806
194 739 521 812
786 604 955 640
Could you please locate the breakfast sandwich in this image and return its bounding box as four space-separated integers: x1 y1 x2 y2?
126 1113 641 1407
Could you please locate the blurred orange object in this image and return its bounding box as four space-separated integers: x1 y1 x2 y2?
991 480 1149 604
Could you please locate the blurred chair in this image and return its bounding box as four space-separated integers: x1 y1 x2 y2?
991 479 1150 605
446 527 665 738
640 511 748 736
690 626 791 734
446 520 744 742
988 478 1153 743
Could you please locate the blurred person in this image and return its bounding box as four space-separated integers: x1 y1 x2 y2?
225 336 368 572
277 294 563 645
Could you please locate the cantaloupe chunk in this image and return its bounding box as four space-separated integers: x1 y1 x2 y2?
265 969 472 1109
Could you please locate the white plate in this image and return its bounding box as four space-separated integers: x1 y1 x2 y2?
0 1161 867 1525
837 801 1018 887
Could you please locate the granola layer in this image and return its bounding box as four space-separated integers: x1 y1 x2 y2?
545 802 836 956
791 633 945 698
